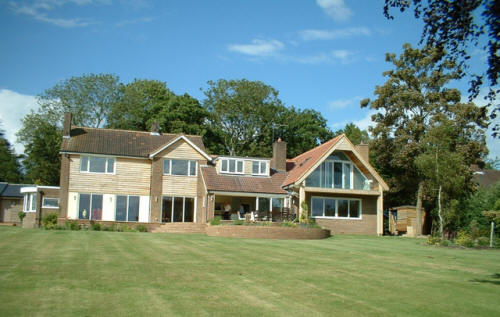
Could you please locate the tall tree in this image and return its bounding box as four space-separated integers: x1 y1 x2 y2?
17 73 121 185
22 122 61 185
384 0 500 135
334 123 370 145
203 79 285 156
107 79 174 131
278 107 335 158
362 44 488 235
0 124 22 183
39 73 121 128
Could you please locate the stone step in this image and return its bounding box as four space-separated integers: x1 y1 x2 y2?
151 223 207 234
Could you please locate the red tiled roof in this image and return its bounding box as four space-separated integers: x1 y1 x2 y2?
473 169 500 187
61 127 206 158
201 166 288 195
282 135 343 187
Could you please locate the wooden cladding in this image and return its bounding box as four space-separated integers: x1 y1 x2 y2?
68 155 151 196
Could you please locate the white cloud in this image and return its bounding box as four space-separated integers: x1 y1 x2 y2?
286 49 356 65
316 0 352 22
329 96 362 110
8 0 107 27
0 89 38 155
299 27 371 41
227 39 284 56
330 110 377 133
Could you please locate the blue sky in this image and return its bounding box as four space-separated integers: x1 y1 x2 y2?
0 0 498 159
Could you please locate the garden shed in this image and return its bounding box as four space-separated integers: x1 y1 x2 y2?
388 205 426 237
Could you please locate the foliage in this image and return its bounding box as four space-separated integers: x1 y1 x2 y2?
42 213 58 230
90 222 101 231
21 122 61 185
210 216 222 226
232 219 245 226
118 224 135 232
0 124 22 183
384 0 500 135
456 230 475 248
65 220 79 231
202 79 335 157
280 221 297 228
484 157 500 170
136 224 148 232
37 73 121 128
299 201 309 224
363 44 488 235
203 79 285 156
17 211 26 222
334 122 370 145
102 223 117 231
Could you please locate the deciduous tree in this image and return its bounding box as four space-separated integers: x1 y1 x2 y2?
363 44 488 235
0 124 22 183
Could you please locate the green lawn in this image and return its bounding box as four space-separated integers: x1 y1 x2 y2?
0 227 499 317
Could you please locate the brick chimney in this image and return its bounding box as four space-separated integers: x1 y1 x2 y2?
150 120 160 136
355 143 369 162
271 138 287 172
63 112 72 139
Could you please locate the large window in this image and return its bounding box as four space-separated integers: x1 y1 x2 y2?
23 193 37 212
80 156 115 174
220 158 244 174
306 151 368 190
78 194 103 220
163 159 197 176
161 196 195 223
252 160 268 175
311 196 361 219
115 195 140 222
42 197 59 209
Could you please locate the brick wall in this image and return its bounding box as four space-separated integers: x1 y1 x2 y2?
206 225 330 239
0 198 23 224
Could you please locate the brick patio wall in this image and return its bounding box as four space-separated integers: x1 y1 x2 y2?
206 225 330 239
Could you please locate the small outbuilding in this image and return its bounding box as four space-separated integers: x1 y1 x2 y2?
388 205 426 237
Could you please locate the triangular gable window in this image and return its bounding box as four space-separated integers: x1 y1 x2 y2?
305 151 370 190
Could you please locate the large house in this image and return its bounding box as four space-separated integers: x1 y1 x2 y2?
54 112 388 235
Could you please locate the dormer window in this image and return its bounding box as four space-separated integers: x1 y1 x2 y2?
221 158 244 174
252 160 268 176
80 156 115 174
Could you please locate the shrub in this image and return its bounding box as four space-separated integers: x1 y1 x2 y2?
456 230 474 248
280 221 297 228
54 225 66 230
18 211 26 222
427 236 441 245
300 201 309 224
136 224 148 232
476 236 490 247
102 223 117 231
118 224 135 232
210 216 222 226
233 219 245 225
42 213 58 229
65 220 79 230
440 239 450 247
90 222 101 231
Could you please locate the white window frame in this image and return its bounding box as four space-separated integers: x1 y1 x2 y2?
252 160 268 176
23 193 37 212
77 193 103 220
42 197 59 209
80 155 115 175
310 196 362 220
163 159 197 176
220 158 244 174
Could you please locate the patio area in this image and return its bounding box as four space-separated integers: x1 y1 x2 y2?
210 193 295 222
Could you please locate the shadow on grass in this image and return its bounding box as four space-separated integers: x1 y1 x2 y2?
470 273 500 285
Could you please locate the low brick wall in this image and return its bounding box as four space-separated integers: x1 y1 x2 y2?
206 225 331 239
56 218 162 231
22 213 37 229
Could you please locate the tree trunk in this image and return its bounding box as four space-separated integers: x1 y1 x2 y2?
416 181 424 236
491 221 495 248
438 185 443 240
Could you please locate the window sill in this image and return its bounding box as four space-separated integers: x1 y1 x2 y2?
163 174 197 177
312 216 363 220
42 206 59 209
80 171 115 175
